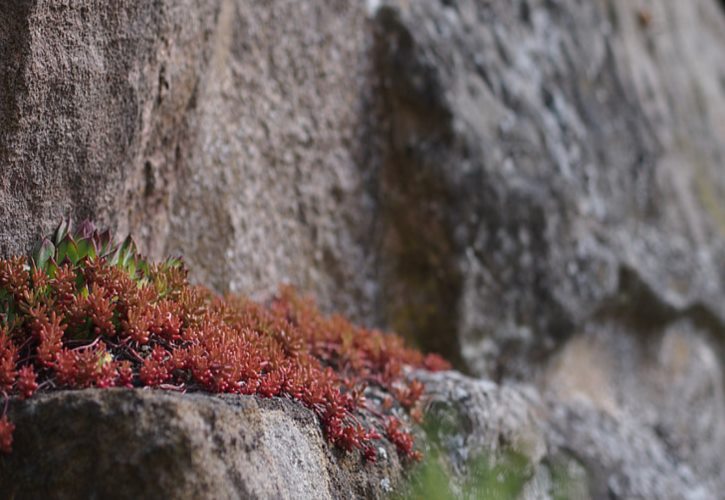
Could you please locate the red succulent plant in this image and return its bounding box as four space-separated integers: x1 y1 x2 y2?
0 220 450 458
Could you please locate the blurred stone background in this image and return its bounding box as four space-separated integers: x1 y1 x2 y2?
1 0 724 497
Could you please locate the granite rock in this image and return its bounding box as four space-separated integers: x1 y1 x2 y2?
0 390 401 500
1 1 724 498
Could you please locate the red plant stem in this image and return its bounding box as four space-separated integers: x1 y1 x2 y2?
104 339 145 363
15 336 34 352
71 336 101 351
37 380 54 391
156 383 186 392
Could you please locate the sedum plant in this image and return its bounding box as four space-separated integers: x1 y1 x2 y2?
0 220 449 460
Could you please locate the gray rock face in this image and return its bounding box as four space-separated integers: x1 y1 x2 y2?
419 370 721 499
0 0 220 263
1 0 724 498
3 370 721 499
372 0 725 375
0 0 382 323
3 1 724 360
371 1 725 494
0 390 401 500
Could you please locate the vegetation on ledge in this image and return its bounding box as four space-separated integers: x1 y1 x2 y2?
0 220 449 460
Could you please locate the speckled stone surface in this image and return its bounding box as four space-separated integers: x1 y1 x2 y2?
1 1 724 498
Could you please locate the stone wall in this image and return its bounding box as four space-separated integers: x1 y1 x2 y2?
1 0 724 498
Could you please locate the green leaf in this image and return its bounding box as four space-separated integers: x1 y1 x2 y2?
33 238 55 271
56 239 68 264
137 260 150 279
126 258 137 279
108 245 122 267
53 219 70 245
97 351 113 368
119 236 137 268
65 239 80 265
76 219 95 240
76 238 97 261
96 229 112 256
75 238 89 260
45 259 58 279
164 257 182 269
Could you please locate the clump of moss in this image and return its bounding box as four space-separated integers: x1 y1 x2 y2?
395 447 530 500
0 220 449 459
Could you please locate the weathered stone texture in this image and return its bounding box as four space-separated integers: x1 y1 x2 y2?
1 0 382 324
372 0 725 375
419 369 722 499
0 390 401 500
0 0 219 262
1 0 724 498
163 0 382 323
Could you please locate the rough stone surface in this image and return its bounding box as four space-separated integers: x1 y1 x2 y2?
3 1 724 359
371 1 725 491
0 390 402 500
0 0 382 324
372 0 725 375
543 320 725 491
419 370 722 499
0 0 220 263
1 0 725 498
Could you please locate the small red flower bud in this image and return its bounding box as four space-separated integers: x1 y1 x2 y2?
16 365 38 399
0 416 15 454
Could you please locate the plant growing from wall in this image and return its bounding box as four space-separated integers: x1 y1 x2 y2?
0 220 449 460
